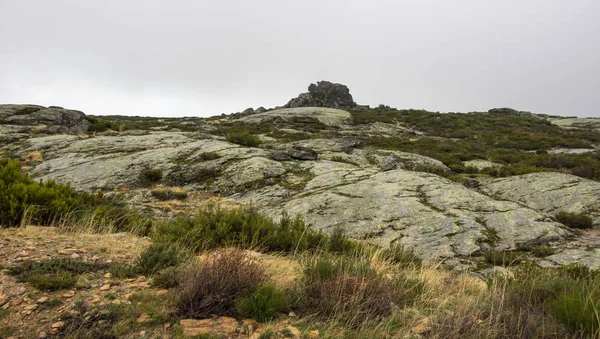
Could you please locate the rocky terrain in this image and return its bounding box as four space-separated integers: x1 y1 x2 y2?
1 81 600 271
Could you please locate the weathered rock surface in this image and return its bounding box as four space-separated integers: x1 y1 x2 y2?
549 117 600 131
284 81 357 109
480 172 600 227
237 107 353 127
261 169 570 260
0 104 90 134
463 159 502 170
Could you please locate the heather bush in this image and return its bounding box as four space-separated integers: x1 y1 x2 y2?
176 249 267 318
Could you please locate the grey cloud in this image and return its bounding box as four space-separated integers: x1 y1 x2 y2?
1 0 599 117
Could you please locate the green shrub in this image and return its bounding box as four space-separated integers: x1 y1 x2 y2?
380 243 422 269
0 160 94 227
109 264 139 279
555 211 594 229
548 283 600 337
28 272 77 291
517 243 556 258
327 225 356 254
152 267 179 289
0 160 153 233
135 243 188 276
153 207 327 253
176 248 267 318
235 285 288 322
140 168 162 183
150 189 188 201
7 259 103 290
226 132 261 147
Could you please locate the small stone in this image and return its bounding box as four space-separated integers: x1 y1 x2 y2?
136 313 151 323
70 253 80 259
283 326 302 338
69 310 81 317
100 284 111 291
37 297 48 303
155 289 168 296
51 321 65 329
39 331 48 338
111 299 121 305
91 296 101 303
104 273 112 278
164 323 171 329
63 291 75 298
309 330 319 338
288 311 297 317
411 317 431 334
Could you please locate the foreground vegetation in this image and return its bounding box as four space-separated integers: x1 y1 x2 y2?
1 159 599 338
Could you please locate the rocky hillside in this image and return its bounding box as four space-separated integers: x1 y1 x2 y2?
1 82 600 270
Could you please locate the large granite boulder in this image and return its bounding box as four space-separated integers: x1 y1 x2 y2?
0 104 91 134
284 81 357 109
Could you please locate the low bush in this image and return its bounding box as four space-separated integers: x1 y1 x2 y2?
28 272 78 291
0 160 94 227
379 243 422 269
0 160 153 233
555 211 594 229
294 254 423 327
226 131 261 147
235 285 288 322
135 243 188 276
7 259 104 290
150 189 188 201
176 248 267 318
140 168 162 184
153 206 328 253
152 267 179 289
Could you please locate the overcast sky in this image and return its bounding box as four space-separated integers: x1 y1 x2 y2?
1 1 599 117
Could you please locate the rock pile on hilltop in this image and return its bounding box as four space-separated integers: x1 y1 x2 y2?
284 81 357 109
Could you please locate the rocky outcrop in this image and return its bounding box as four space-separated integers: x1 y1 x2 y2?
237 107 353 127
262 169 570 260
0 104 90 134
480 172 600 227
284 81 356 109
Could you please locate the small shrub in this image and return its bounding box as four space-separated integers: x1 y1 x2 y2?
7 259 103 291
176 248 267 318
198 152 221 161
379 243 421 269
235 285 288 322
226 132 261 147
109 264 139 279
517 243 556 258
28 272 77 291
295 254 422 326
140 168 163 183
555 211 594 229
152 267 179 289
150 189 188 201
135 243 188 276
327 225 355 254
7 259 103 281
